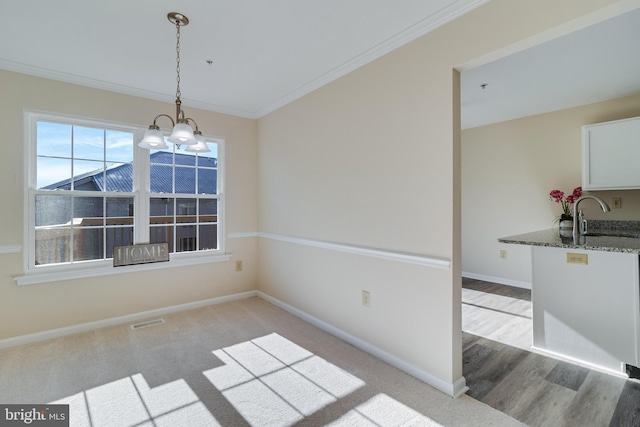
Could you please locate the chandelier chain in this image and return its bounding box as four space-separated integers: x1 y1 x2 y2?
175 20 181 101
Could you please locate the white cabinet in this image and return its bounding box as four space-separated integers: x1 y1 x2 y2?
582 116 640 190
532 246 640 372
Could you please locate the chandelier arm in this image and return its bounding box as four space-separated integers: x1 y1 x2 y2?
185 117 200 132
151 114 176 128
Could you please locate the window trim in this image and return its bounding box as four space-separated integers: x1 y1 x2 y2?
22 110 226 282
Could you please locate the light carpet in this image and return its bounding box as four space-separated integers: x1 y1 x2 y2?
0 296 524 426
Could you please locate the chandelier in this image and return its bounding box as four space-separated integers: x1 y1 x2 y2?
139 12 210 152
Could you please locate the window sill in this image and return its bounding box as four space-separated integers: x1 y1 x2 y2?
15 252 232 286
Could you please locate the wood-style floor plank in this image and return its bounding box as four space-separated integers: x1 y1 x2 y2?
462 278 640 427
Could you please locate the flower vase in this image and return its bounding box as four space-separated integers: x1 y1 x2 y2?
559 216 573 237
559 219 573 230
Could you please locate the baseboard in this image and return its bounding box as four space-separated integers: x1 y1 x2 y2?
530 345 628 379
257 291 468 398
462 271 531 290
0 290 258 350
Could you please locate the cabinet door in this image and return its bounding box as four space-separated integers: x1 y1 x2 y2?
532 246 640 371
582 116 640 190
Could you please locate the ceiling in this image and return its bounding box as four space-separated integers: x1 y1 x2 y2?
461 6 640 129
1 1 639 129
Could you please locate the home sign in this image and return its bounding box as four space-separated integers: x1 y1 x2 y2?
113 243 170 267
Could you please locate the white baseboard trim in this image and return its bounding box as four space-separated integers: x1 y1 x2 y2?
530 345 628 379
462 271 531 290
0 290 257 350
257 291 468 398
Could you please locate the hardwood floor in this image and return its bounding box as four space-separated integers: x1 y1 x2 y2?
462 277 640 427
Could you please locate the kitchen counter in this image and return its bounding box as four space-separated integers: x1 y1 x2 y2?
499 220 640 374
499 220 640 254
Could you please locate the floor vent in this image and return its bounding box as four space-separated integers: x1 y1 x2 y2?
130 319 165 330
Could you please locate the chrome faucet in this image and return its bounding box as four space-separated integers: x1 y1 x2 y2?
572 195 611 241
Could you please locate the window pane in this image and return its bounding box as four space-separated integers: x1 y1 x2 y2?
150 148 173 164
197 169 217 194
175 167 196 194
196 147 218 167
105 162 133 192
73 126 104 161
176 225 197 252
150 198 174 224
106 197 134 225
74 197 104 227
199 199 217 222
150 165 173 193
106 227 134 258
35 228 70 265
150 225 172 250
37 157 72 190
73 160 104 191
37 121 71 157
177 198 196 223
35 194 72 265
175 152 197 166
106 130 133 163
74 228 104 261
199 224 217 250
36 194 71 226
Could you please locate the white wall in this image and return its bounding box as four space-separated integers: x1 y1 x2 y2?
0 70 259 340
462 93 640 287
256 0 623 395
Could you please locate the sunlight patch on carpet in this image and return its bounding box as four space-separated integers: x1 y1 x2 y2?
48 332 441 426
51 374 221 426
327 393 443 426
203 332 366 425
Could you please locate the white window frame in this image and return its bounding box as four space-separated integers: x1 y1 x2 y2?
18 111 229 286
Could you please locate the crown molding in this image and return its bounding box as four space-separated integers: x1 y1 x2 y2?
0 59 258 119
256 0 489 118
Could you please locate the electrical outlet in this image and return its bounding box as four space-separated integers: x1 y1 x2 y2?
362 290 371 308
566 253 588 265
500 250 507 259
612 197 622 209
235 260 243 271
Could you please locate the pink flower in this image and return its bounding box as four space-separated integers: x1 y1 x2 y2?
549 187 582 217
549 190 564 203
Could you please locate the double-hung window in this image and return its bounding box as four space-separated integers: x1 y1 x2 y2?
25 111 224 279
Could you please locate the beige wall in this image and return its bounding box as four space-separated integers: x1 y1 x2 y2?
0 0 631 397
257 0 623 392
462 93 640 286
0 70 259 339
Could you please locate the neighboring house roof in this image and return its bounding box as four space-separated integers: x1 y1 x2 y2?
43 152 218 194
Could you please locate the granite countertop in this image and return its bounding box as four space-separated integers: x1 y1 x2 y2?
498 220 640 254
